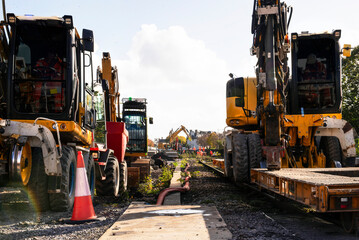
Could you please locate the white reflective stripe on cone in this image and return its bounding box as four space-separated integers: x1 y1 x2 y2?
75 167 91 197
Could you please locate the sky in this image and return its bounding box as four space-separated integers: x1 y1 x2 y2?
6 0 359 141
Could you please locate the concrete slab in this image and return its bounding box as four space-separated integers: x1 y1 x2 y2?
169 165 182 188
163 192 181 205
99 203 232 240
163 165 182 205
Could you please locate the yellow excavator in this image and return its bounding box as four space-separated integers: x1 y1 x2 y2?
0 13 97 211
168 125 192 150
224 0 356 183
92 52 129 196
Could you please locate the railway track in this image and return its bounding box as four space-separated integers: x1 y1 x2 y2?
198 158 224 175
198 158 358 237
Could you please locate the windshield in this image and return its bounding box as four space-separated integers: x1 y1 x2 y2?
124 114 146 152
13 24 67 114
94 88 106 144
295 38 336 110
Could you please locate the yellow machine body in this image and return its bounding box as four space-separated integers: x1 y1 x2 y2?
13 119 92 146
226 77 258 129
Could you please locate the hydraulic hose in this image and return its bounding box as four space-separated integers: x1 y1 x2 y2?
156 164 190 205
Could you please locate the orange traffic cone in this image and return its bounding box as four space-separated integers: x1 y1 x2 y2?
67 151 98 223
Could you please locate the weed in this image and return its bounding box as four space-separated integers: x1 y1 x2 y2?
158 166 173 187
180 159 188 168
138 176 155 195
119 190 130 201
180 152 197 159
190 171 200 178
138 166 174 196
172 161 178 168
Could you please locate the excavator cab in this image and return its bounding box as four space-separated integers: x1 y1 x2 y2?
289 30 342 115
122 98 149 155
3 14 95 130
0 13 96 212
226 77 258 130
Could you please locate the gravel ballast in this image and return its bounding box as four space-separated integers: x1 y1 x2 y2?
0 158 357 239
181 158 356 240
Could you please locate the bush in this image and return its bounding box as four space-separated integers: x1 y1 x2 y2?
138 165 174 196
137 176 155 195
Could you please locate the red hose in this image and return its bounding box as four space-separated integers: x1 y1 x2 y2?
156 164 190 205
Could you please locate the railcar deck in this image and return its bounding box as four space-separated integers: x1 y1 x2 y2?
251 167 359 212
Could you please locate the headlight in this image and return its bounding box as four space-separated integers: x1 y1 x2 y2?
92 152 98 159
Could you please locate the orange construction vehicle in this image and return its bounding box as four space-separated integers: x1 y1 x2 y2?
0 13 98 211
168 125 192 150
92 52 128 196
224 0 358 232
122 98 153 185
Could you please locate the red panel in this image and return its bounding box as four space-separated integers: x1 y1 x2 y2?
106 122 128 162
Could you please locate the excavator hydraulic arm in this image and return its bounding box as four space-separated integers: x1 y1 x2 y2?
168 125 192 144
251 0 291 146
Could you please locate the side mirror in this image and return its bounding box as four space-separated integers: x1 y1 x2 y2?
235 97 244 107
96 66 102 84
149 117 153 124
82 29 94 52
85 109 96 129
343 44 352 57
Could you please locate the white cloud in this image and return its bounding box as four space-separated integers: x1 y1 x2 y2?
114 24 229 139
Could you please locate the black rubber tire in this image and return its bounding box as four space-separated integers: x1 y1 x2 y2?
26 147 50 212
224 141 233 179
119 160 128 193
248 134 262 169
320 136 342 167
96 157 120 196
232 133 249 184
86 156 95 200
0 174 8 187
49 146 76 212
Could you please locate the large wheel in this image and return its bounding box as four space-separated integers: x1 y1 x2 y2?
96 157 120 196
26 147 49 212
49 146 76 212
20 142 32 186
224 141 233 179
248 134 262 169
320 136 342 167
119 160 128 193
232 134 249 184
86 156 95 200
1 147 11 187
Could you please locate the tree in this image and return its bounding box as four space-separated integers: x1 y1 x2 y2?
207 132 220 149
196 132 224 149
197 134 209 148
147 139 155 147
342 45 359 132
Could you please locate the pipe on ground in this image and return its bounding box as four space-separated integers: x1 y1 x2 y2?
156 164 190 205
